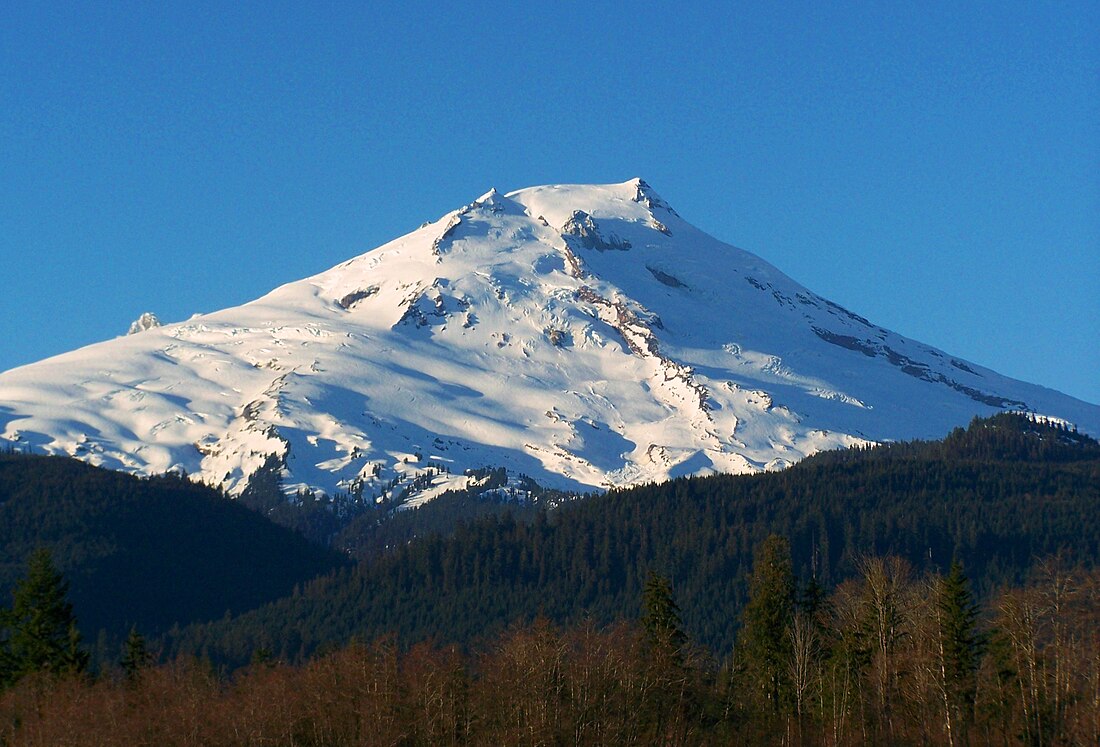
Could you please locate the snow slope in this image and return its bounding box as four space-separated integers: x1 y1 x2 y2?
1 180 1097 505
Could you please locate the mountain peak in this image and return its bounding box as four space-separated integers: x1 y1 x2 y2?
506 179 678 232
2 181 1097 507
630 178 679 217
474 187 501 204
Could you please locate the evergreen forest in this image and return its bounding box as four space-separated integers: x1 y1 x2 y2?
171 413 1099 664
1 539 1097 744
0 413 1097 744
0 452 346 646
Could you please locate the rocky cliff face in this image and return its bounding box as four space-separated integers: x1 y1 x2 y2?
126 312 162 335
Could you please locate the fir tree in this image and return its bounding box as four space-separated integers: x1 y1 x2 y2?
738 534 796 712
799 574 826 620
936 560 982 734
0 548 88 686
120 626 152 679
640 571 694 741
642 571 687 659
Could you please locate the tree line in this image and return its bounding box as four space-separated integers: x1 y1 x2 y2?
170 414 1100 665
1 541 1097 745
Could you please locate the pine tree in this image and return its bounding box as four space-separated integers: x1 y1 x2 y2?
738 534 796 712
936 561 982 736
642 571 686 659
799 574 826 620
0 548 88 686
640 571 693 742
790 574 828 725
120 626 152 679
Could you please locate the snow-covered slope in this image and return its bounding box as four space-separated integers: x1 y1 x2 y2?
2 180 1097 505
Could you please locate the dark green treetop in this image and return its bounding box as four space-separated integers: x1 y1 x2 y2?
120 625 153 680
0 548 88 686
738 534 796 711
937 561 982 715
642 571 687 659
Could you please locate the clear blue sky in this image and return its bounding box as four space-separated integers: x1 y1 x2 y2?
2 2 1097 404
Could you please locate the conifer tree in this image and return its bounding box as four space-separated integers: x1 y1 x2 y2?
738 533 796 712
0 548 88 685
936 561 982 734
800 574 825 618
642 571 686 659
790 574 828 725
640 571 693 742
120 626 152 679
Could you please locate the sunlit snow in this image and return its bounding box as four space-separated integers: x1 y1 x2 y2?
1 179 1096 505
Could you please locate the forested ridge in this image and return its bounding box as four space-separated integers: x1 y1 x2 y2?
0 413 1098 744
0 452 346 644
171 413 1100 664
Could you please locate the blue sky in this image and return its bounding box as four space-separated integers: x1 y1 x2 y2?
2 2 1097 404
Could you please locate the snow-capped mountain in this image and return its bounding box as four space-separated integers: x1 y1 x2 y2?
2 180 1097 506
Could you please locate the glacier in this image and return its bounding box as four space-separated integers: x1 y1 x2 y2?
1 179 1096 506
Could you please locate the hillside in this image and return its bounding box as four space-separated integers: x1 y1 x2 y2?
170 414 1100 664
0 452 346 643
